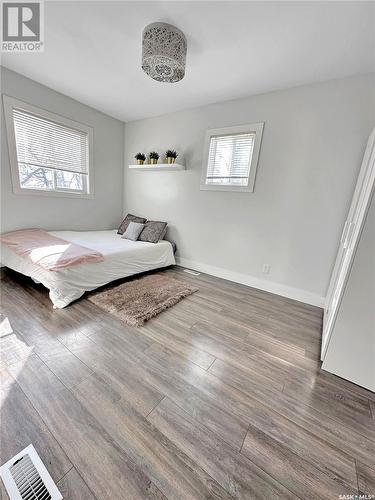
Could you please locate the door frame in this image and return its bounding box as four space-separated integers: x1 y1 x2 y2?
321 127 375 360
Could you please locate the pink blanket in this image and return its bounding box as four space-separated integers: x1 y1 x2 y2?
0 229 104 271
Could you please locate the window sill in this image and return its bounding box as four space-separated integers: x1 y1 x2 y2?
12 187 94 199
200 183 254 193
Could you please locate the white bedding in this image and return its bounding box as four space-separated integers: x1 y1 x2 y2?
0 229 176 308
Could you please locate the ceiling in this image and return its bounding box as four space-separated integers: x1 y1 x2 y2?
2 1 374 122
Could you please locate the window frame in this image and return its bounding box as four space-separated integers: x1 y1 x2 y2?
3 95 94 198
200 122 264 192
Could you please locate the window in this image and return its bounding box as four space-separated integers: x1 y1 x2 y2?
201 123 264 192
3 96 93 197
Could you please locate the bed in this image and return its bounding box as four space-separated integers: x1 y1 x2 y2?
0 229 176 308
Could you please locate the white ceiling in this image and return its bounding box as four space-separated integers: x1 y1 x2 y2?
2 1 374 122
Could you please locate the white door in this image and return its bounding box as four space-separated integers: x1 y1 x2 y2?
321 127 375 360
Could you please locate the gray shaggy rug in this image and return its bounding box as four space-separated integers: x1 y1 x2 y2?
87 273 198 327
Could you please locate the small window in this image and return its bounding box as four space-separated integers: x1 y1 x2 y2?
3 96 93 197
201 123 264 192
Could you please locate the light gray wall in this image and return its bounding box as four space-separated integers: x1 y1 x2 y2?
322 191 375 391
1 67 124 232
124 74 375 302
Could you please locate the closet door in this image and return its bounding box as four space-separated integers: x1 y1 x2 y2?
322 190 375 390
321 127 375 360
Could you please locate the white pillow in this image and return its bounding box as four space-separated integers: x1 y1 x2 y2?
122 221 145 241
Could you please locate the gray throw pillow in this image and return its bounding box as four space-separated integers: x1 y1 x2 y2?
122 221 145 241
139 221 168 243
117 213 146 235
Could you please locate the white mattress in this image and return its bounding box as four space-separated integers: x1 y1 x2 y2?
0 229 176 308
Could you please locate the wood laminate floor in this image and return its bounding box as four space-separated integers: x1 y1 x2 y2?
0 266 374 499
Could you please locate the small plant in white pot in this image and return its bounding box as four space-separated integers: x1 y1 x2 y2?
134 153 146 165
149 152 159 164
166 150 178 164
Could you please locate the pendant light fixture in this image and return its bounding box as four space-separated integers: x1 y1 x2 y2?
142 22 187 83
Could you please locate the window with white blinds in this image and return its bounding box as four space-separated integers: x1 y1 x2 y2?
206 133 255 186
201 123 264 192
4 96 93 197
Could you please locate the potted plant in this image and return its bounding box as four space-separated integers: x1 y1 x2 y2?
149 151 159 165
135 153 146 165
166 150 178 164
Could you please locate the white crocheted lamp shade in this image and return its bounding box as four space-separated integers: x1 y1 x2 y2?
142 22 187 83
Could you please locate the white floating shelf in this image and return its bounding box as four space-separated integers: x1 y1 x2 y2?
129 163 185 171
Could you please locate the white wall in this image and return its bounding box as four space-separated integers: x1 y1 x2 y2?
1 67 125 233
322 191 375 391
124 74 375 305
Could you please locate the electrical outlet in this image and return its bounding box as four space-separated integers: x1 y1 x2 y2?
262 264 270 274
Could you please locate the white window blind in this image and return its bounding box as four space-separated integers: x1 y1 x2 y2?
10 106 90 194
201 123 264 192
3 96 93 197
206 132 255 186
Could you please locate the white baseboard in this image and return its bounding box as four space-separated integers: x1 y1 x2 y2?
175 257 325 308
